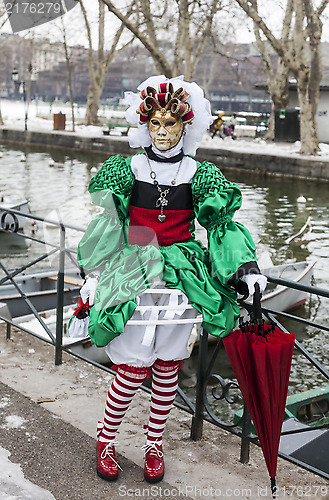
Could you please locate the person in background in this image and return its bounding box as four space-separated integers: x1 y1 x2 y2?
77 76 267 485
211 112 225 138
228 113 238 139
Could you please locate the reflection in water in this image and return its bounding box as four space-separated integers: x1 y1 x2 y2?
1 144 329 419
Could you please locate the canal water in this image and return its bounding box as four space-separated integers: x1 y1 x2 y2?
1 143 329 422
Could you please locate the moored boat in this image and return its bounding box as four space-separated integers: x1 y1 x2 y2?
258 260 316 312
0 199 29 231
0 268 83 318
234 385 329 476
279 386 329 476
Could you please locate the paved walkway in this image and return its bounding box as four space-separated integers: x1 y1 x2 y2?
0 381 189 500
0 325 328 499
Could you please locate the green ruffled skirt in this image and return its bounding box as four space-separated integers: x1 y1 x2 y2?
89 239 240 347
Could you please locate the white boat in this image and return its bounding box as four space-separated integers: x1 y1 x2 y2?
257 260 315 312
0 268 83 318
0 199 29 231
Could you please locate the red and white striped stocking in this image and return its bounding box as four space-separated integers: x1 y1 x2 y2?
98 366 149 443
146 360 180 445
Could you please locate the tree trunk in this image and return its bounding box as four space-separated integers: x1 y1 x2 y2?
61 16 75 132
0 83 4 126
85 84 102 125
305 1 323 149
308 42 321 149
294 0 320 154
69 77 75 132
296 71 318 155
24 38 34 131
85 61 107 125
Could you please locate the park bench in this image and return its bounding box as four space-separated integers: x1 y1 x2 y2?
103 117 130 136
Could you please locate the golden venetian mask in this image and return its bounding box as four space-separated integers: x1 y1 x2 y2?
148 109 184 151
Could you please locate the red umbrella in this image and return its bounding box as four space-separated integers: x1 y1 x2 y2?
223 284 295 497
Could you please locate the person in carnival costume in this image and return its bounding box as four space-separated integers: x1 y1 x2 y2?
77 75 267 483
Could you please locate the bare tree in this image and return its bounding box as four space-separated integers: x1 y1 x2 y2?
0 3 10 126
234 0 329 155
25 36 34 131
0 31 34 128
101 0 221 80
60 16 76 132
79 0 134 125
250 0 292 139
0 82 4 126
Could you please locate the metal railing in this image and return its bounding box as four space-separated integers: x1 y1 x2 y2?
190 277 329 481
1 205 329 481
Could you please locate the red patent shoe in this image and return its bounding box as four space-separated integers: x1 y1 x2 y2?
96 440 122 481
143 441 165 483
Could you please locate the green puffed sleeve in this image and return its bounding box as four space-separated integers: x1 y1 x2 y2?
77 155 135 271
192 161 257 286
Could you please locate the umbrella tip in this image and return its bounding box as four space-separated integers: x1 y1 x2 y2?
270 477 277 498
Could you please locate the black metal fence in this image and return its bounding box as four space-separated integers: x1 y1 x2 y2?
1 205 329 481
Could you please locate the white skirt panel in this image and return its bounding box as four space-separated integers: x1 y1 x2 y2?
105 285 199 367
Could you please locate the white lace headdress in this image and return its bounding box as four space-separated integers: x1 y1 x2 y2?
124 75 213 157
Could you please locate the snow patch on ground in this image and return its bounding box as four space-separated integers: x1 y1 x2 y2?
200 133 329 160
0 447 55 500
0 99 118 138
0 397 10 409
2 415 27 430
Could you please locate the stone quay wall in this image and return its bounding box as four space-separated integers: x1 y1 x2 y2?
1 127 329 182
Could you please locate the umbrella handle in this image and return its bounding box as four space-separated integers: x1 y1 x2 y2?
253 282 263 325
